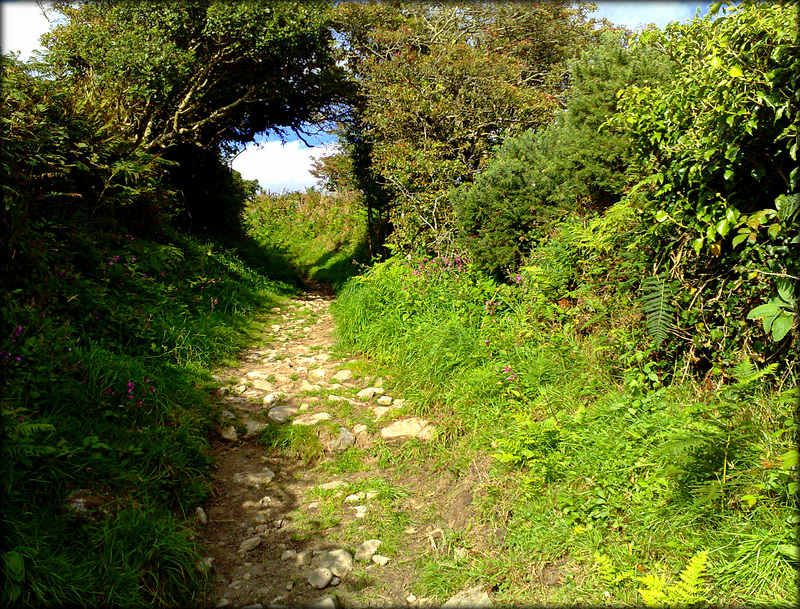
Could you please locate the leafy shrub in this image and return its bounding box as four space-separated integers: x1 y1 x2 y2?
611 1 799 370
1 52 297 607
452 30 673 279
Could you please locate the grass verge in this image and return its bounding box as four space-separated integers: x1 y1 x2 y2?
331 253 798 606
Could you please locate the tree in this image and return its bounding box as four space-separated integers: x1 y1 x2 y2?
453 28 674 279
43 0 353 154
330 1 600 251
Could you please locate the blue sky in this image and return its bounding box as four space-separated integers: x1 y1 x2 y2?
2 0 713 192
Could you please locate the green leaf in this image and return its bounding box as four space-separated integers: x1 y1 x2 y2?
776 278 794 303
771 313 792 341
780 449 799 469
776 544 800 561
3 551 24 582
731 232 749 247
655 210 670 222
747 302 779 320
640 274 676 347
741 494 758 507
724 169 734 180
729 65 743 78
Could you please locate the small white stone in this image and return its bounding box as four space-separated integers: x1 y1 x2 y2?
318 549 354 577
295 550 313 566
355 539 382 562
233 469 275 487
380 417 435 441
239 537 262 552
307 567 333 589
372 554 390 566
268 405 298 423
319 481 344 490
195 506 208 524
281 550 297 560
333 369 353 381
354 505 368 518
220 426 238 441
300 380 321 392
292 412 331 426
308 594 338 609
376 395 393 406
345 494 360 503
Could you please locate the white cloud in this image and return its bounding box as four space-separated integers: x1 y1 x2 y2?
230 140 339 194
593 1 708 30
1 0 53 59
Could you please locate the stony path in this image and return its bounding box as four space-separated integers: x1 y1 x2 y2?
196 292 496 609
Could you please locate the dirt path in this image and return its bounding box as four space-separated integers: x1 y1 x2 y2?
197 291 499 609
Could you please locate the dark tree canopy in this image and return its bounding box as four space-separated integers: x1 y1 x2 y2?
328 1 602 250
43 0 353 153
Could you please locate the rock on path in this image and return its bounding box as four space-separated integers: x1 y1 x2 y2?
200 292 456 608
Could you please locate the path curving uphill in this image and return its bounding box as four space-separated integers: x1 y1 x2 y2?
197 291 496 609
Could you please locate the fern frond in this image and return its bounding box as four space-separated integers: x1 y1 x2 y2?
594 553 618 587
729 359 777 387
637 551 709 607
637 573 668 607
641 274 676 347
670 550 708 603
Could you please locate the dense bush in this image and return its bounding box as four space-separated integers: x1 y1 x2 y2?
1 54 297 607
453 30 673 279
611 1 798 371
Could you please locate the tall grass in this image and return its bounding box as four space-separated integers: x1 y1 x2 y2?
1 223 299 607
245 188 370 291
332 253 798 606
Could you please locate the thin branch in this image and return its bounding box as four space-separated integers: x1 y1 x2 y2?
744 268 800 281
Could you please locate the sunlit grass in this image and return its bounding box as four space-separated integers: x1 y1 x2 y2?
331 254 799 607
